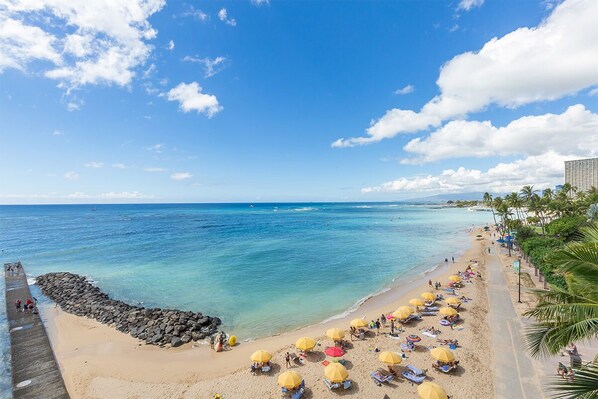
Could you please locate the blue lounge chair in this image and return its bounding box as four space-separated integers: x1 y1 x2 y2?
290 388 304 399
324 378 340 389
370 370 393 386
406 365 426 376
421 311 437 316
402 370 426 384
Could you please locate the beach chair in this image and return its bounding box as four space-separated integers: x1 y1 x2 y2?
342 380 352 390
290 388 304 399
402 370 426 384
370 370 393 386
421 311 437 317
435 363 457 373
324 378 341 390
261 365 271 372
424 306 439 311
400 342 414 352
407 365 426 376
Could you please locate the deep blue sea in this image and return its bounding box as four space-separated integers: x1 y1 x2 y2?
0 203 491 397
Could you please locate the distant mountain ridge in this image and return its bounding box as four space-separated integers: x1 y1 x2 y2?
407 192 495 203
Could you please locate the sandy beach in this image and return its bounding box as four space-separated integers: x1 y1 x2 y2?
40 226 495 399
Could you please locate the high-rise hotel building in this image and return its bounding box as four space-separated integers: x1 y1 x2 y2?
564 157 598 192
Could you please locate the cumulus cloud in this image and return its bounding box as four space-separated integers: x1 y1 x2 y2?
362 152 575 194
171 172 192 180
251 0 270 6
334 0 598 147
84 161 104 168
402 104 598 163
458 0 484 11
394 85 414 95
218 8 236 26
0 0 165 90
144 167 167 172
166 82 222 117
181 5 208 22
64 171 80 180
167 40 174 51
182 55 228 78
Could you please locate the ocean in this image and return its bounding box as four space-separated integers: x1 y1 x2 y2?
0 202 491 397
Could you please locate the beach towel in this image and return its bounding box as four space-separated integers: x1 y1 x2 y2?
422 331 437 338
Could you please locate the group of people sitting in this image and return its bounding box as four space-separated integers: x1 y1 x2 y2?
422 326 441 336
250 361 271 373
557 362 575 381
432 360 460 372
437 338 459 347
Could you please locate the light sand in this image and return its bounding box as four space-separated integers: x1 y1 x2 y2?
41 227 495 399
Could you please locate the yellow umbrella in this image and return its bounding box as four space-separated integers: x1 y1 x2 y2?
449 275 461 282
326 328 345 340
392 308 412 320
430 347 455 363
446 297 461 305
295 337 316 351
350 318 368 328
409 298 425 307
418 382 448 399
439 307 458 316
397 305 414 315
421 292 436 301
278 371 303 389
324 362 349 383
378 351 402 365
250 350 272 363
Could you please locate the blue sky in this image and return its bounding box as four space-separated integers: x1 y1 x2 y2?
1 0 597 203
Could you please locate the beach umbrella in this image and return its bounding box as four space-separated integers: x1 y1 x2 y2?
409 298 425 307
439 307 458 317
378 351 402 365
448 275 461 282
250 350 272 363
397 305 414 315
326 328 345 340
430 347 455 363
406 334 422 343
295 337 316 351
446 297 461 305
278 371 303 389
421 292 436 301
418 382 448 399
324 363 349 383
392 308 412 320
324 347 345 357
350 318 368 328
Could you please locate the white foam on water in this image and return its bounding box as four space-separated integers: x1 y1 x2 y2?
294 207 317 212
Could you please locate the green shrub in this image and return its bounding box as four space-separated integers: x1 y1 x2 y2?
546 215 587 241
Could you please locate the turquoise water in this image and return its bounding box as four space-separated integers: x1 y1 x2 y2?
0 203 490 396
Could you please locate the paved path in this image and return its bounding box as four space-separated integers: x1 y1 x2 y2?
486 251 544 399
4 265 69 399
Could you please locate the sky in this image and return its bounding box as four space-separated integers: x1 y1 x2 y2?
1 0 597 204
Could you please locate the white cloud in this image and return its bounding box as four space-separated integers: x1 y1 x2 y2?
52 130 64 136
112 163 127 169
394 85 414 95
99 191 153 199
84 161 104 168
182 55 228 78
181 6 208 22
166 82 222 117
171 172 192 180
589 87 598 96
402 104 598 163
0 0 165 90
457 0 484 11
64 171 80 180
362 152 575 194
334 0 598 147
144 167 167 172
146 143 163 153
218 8 236 26
251 0 270 6
167 40 174 51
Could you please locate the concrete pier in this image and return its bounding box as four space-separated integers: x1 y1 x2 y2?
4 262 69 399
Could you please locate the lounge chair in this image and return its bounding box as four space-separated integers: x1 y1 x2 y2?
370 370 393 386
433 363 457 373
400 342 415 352
261 365 271 372
342 380 352 390
324 378 341 390
402 370 426 384
424 306 439 311
406 365 426 376
421 311 437 317
290 390 304 399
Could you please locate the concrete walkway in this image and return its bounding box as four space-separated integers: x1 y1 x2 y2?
4 265 69 399
486 251 544 399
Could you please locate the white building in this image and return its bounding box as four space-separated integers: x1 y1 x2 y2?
564 158 598 192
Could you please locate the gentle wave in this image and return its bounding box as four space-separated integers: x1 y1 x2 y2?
320 286 392 324
294 207 317 212
352 205 371 209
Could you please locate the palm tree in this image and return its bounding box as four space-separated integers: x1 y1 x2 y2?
483 192 498 226
525 224 598 398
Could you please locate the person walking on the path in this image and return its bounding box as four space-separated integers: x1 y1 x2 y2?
15 299 22 312
452 256 455 263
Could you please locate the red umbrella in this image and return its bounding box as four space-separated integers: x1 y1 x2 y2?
324 347 345 357
406 334 421 343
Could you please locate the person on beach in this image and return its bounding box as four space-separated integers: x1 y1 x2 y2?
375 319 381 335
390 319 395 335
15 299 22 312
428 279 433 287
452 256 455 263
444 258 448 263
285 352 291 368
381 314 386 326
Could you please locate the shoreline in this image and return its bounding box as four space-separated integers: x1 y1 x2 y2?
40 226 493 398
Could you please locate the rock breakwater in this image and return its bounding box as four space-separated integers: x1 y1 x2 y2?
36 272 222 347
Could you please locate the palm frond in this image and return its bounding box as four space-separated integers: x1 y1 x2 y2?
550 362 598 399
